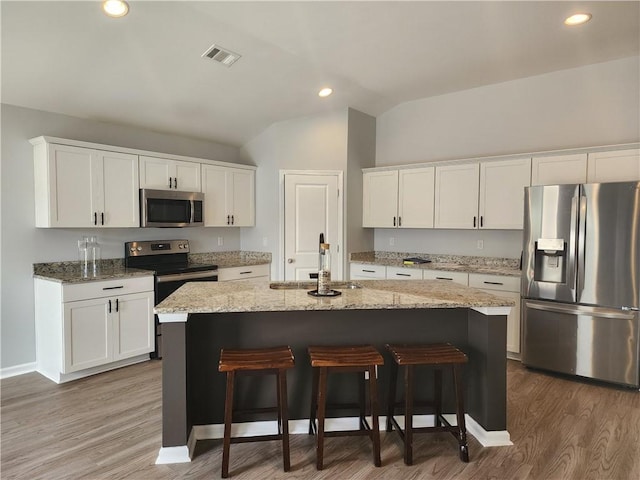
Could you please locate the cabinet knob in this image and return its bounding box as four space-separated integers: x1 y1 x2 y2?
287 258 294 264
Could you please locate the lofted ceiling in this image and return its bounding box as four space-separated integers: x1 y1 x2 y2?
2 1 639 147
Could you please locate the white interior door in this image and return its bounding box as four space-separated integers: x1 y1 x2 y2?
284 173 341 281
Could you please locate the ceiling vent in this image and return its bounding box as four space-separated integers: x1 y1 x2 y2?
201 44 241 67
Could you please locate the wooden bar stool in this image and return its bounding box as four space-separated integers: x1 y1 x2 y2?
308 345 384 470
218 346 295 478
386 343 469 465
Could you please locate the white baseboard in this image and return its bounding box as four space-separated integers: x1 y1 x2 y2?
36 354 150 384
158 414 512 464
0 362 36 379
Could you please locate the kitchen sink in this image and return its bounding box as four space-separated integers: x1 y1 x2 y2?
269 281 362 290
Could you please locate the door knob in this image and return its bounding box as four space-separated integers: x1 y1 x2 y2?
287 258 294 263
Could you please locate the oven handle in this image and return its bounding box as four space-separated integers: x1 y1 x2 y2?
156 270 218 283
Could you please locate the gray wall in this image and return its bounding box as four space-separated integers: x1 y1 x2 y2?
239 109 352 280
0 104 243 371
372 56 640 258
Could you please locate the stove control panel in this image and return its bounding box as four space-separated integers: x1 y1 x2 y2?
125 240 190 257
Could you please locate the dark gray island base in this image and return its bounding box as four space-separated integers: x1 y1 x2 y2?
155 280 513 464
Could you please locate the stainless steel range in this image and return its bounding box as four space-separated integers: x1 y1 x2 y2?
124 239 218 358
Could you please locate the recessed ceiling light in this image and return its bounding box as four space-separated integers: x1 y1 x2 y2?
564 13 592 26
318 88 333 98
103 0 129 18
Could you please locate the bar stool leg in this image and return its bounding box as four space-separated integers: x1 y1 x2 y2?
386 361 398 432
278 368 291 471
222 370 235 478
404 365 414 466
316 367 328 470
369 365 382 467
453 365 469 462
309 367 319 435
358 371 366 430
434 368 442 427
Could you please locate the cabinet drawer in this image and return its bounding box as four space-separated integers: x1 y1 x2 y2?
386 266 423 280
62 276 154 302
468 273 520 292
218 264 270 281
350 263 386 279
422 270 469 285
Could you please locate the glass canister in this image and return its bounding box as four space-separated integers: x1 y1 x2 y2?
317 243 331 295
78 236 90 277
88 236 101 276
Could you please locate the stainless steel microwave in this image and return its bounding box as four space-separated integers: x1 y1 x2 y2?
140 189 204 227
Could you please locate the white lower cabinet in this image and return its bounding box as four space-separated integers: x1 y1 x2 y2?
218 264 270 281
350 263 386 280
386 266 423 280
422 269 469 286
468 273 521 356
35 276 154 383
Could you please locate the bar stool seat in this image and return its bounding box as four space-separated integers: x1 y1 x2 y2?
218 346 295 478
386 343 469 465
308 345 384 470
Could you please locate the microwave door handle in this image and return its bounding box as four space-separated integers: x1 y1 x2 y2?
190 200 194 224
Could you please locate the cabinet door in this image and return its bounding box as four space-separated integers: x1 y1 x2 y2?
202 165 231 226
587 149 640 183
113 292 154 360
174 160 201 192
139 156 174 190
63 298 111 373
230 168 255 226
479 158 531 230
101 151 139 227
531 154 587 186
363 171 398 227
398 167 434 228
47 144 96 227
434 164 479 229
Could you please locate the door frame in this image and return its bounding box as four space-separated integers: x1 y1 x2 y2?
278 170 344 281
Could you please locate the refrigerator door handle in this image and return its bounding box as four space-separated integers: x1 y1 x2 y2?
576 194 587 298
526 301 636 320
566 195 579 293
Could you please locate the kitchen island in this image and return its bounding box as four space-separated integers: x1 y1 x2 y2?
155 279 514 464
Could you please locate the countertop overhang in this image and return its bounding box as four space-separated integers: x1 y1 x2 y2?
155 279 514 321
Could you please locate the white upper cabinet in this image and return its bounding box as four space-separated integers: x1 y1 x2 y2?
33 141 139 228
531 153 587 186
362 170 398 227
398 167 435 228
202 165 255 227
363 167 434 228
434 163 480 229
139 155 201 192
587 148 640 183
479 158 531 230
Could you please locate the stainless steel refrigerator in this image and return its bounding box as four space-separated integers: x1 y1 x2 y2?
521 181 640 388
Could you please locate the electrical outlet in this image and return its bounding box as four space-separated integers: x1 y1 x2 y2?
477 240 484 249
389 237 395 246
217 236 224 246
262 237 268 247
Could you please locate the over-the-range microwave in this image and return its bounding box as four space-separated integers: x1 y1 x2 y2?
140 188 204 227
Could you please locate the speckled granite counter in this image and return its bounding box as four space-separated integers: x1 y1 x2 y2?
350 251 520 277
189 251 271 268
156 278 511 463
33 260 153 283
155 279 513 315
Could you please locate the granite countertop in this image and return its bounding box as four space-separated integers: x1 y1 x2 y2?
33 260 153 284
154 279 514 315
350 251 521 277
188 251 271 268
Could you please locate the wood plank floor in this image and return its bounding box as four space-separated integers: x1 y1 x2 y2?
2 360 638 479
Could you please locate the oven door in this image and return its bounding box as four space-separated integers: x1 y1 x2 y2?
154 270 218 358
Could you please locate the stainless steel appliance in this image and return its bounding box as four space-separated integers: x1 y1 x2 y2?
124 240 217 358
140 189 204 227
522 182 640 388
